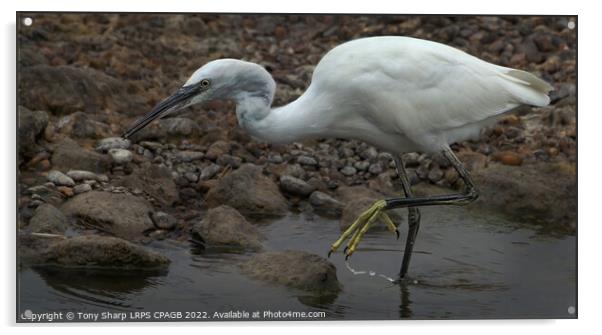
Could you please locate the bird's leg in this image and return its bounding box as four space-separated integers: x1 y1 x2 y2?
392 155 421 280
384 147 478 210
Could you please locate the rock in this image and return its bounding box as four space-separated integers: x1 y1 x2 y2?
456 151 488 172
19 65 145 116
354 161 370 171
205 164 288 218
297 155 318 166
472 162 576 232
191 205 263 251
240 250 341 293
444 168 459 185
73 183 92 194
128 117 201 142
151 211 177 230
216 154 242 168
368 163 383 175
28 203 68 234
51 138 111 173
109 148 133 164
61 191 155 239
336 185 383 204
493 151 523 166
174 150 204 162
427 167 444 183
206 140 230 160
55 112 111 139
309 191 344 217
20 234 169 269
66 170 100 182
199 163 221 180
96 137 131 152
113 162 179 206
24 184 65 207
279 175 315 197
340 166 357 176
18 106 48 160
47 170 75 187
359 147 378 160
57 186 74 197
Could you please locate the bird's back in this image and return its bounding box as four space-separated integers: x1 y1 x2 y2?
308 36 552 153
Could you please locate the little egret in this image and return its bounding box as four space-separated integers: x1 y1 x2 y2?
123 36 552 280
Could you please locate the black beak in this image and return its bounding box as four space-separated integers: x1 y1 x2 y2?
122 85 199 139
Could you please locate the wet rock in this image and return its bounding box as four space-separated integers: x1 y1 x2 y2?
205 164 288 218
309 191 344 217
19 65 145 116
279 175 315 197
28 203 67 234
73 183 92 194
191 205 263 251
240 250 341 293
151 211 177 230
109 148 133 164
472 162 576 231
61 191 155 239
51 138 111 173
47 170 75 187
113 162 179 206
18 106 48 160
20 234 169 269
96 137 131 153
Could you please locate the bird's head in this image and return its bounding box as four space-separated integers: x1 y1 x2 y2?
122 58 275 139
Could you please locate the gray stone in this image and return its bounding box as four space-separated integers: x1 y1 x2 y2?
175 150 204 162
354 161 370 171
368 163 383 175
18 106 48 159
51 138 111 173
47 170 75 187
61 191 155 239
216 154 242 168
192 205 263 251
96 137 131 153
428 167 444 183
66 170 99 181
205 164 288 218
28 203 68 234
359 147 378 160
200 163 221 180
151 211 178 230
109 149 133 164
73 183 92 194
113 163 179 206
240 250 341 293
279 175 315 197
309 191 344 217
340 166 357 176
297 155 318 166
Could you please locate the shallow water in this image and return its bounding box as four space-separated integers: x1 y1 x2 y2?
18 206 576 321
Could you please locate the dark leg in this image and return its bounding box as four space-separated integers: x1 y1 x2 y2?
392 155 421 279
385 146 478 210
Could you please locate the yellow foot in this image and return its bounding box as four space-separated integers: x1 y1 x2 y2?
328 200 399 260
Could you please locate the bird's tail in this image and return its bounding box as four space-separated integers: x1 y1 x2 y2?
497 68 554 107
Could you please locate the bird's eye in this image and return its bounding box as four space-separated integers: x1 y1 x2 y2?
200 79 211 88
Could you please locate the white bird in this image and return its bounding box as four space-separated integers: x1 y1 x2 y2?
123 36 552 281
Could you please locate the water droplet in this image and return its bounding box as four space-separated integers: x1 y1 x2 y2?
23 17 32 26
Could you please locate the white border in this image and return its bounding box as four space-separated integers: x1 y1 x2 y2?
2 0 596 334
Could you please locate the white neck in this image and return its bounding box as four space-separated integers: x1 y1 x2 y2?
234 90 326 145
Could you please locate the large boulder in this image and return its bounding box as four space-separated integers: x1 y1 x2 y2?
113 162 179 206
191 205 263 252
18 106 48 160
205 164 288 218
61 191 155 239
19 65 145 116
50 138 111 173
240 250 341 293
19 234 169 270
472 161 576 232
27 203 68 234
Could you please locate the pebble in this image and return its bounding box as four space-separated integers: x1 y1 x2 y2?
428 167 444 183
494 151 523 166
73 183 92 194
200 163 221 180
109 149 133 164
279 175 316 197
309 191 343 210
267 154 283 163
175 150 204 162
151 211 178 230
402 152 421 167
216 154 242 168
95 137 130 152
368 163 383 175
297 155 318 166
444 168 459 185
359 147 378 160
185 172 199 183
66 170 98 181
47 170 75 187
340 166 357 176
56 186 74 197
354 161 370 171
